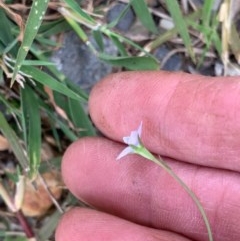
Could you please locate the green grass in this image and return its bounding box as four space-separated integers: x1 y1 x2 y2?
0 0 235 240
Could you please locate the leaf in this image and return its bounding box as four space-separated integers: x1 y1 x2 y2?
110 35 128 56
21 66 86 102
3 236 27 241
99 54 159 70
202 0 215 27
35 36 59 47
131 0 158 34
165 0 195 61
3 38 19 55
38 95 78 142
38 18 70 35
68 99 96 137
21 84 41 179
37 210 61 241
46 110 78 142
107 2 132 29
0 1 24 42
22 60 56 66
0 9 14 45
63 0 95 24
92 30 104 52
0 92 21 117
63 14 88 43
0 68 4 84
0 8 17 55
11 0 50 86
0 112 29 173
44 86 74 129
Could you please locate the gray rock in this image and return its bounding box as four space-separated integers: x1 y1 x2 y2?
51 31 117 92
154 45 182 71
106 3 135 32
198 65 215 76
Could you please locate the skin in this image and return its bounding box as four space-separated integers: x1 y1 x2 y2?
55 71 240 241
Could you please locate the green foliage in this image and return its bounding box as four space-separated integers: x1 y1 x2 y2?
165 0 195 61
21 66 86 102
68 99 96 137
202 0 215 27
0 9 17 55
11 0 50 86
0 0 224 185
37 211 62 241
0 112 29 173
0 0 225 239
21 84 41 179
99 54 159 70
3 236 27 241
131 0 158 33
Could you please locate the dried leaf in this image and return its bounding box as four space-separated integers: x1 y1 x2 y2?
21 171 63 217
0 135 10 151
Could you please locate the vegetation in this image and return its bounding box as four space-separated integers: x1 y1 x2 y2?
0 0 238 240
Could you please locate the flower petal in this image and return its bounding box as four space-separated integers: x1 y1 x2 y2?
117 122 143 160
116 146 134 160
137 121 143 136
123 136 130 144
128 130 139 146
122 122 143 146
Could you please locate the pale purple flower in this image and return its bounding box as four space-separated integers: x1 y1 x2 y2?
116 122 142 160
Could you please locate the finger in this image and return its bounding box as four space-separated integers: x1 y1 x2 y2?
55 208 192 241
89 71 240 171
62 137 240 241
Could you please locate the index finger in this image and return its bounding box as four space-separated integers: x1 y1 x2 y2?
89 71 240 171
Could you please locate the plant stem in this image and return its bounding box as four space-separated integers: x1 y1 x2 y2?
137 147 213 241
15 210 35 239
0 181 36 240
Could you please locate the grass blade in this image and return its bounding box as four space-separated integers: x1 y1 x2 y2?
63 0 95 24
0 112 29 174
21 84 41 179
22 60 56 66
21 66 86 102
165 0 195 61
63 13 88 43
38 98 77 146
11 0 49 86
131 0 158 33
107 2 131 29
37 211 61 241
0 8 17 55
99 54 159 70
46 110 78 142
0 93 21 117
92 30 104 52
110 35 128 56
3 236 27 241
202 0 215 27
38 19 70 36
68 99 96 137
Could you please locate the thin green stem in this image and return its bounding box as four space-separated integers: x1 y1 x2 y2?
136 146 213 241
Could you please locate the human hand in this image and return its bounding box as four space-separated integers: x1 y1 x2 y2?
56 71 240 241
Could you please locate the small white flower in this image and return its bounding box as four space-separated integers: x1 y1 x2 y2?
116 122 142 160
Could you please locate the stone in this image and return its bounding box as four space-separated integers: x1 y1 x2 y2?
51 31 117 93
106 2 135 32
154 45 183 71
